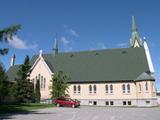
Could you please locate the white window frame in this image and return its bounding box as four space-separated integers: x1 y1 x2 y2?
93 85 96 93
127 84 131 93
152 83 155 92
110 84 113 94
122 84 125 93
73 85 76 94
73 85 81 94
138 83 141 93
145 82 148 92
89 85 92 94
41 76 43 89
43 78 46 89
105 84 108 93
78 85 81 94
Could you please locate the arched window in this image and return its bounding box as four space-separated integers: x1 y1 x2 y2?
35 76 37 85
105 84 108 93
93 85 96 93
32 78 35 84
78 85 81 93
41 76 43 89
38 74 40 80
127 84 130 93
73 85 76 93
44 78 46 89
110 84 113 93
122 84 125 93
89 85 92 93
145 82 148 91
32 79 35 89
139 83 141 92
152 83 155 92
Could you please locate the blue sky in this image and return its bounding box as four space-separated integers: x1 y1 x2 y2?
0 0 160 90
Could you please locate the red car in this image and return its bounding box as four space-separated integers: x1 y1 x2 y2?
54 96 80 108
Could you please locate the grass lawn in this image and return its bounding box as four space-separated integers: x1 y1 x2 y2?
0 103 55 114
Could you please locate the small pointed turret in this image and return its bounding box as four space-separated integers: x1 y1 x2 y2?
53 34 58 55
130 16 142 48
10 54 16 66
39 50 43 58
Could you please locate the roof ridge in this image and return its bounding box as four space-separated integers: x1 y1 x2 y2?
39 47 143 56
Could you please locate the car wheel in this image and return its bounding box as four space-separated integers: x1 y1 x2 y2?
57 103 60 107
72 104 75 108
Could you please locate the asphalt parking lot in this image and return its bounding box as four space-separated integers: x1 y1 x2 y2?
1 106 160 120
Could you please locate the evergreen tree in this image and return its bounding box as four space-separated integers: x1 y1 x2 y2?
50 71 69 99
15 55 34 103
0 63 8 103
35 79 41 103
0 24 21 55
0 25 21 102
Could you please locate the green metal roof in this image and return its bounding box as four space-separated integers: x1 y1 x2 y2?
7 47 152 83
135 72 154 81
7 65 19 81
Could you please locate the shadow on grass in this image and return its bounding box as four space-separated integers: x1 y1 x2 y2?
0 112 56 120
0 104 55 120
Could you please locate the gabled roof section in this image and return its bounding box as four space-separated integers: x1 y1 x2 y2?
29 52 53 74
7 65 20 81
135 72 155 81
30 47 150 83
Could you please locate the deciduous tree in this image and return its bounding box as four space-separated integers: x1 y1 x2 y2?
50 71 69 99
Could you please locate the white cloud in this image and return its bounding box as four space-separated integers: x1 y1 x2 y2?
90 42 106 50
61 36 70 45
60 25 79 52
61 36 73 52
62 24 79 37
117 42 128 48
29 43 38 50
8 35 38 50
97 42 106 49
69 29 79 37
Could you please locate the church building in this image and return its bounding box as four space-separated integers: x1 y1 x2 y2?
7 17 157 106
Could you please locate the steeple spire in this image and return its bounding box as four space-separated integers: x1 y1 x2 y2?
132 16 137 32
53 34 58 55
130 16 142 48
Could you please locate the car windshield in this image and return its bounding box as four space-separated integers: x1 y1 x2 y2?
57 97 75 101
65 98 73 101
